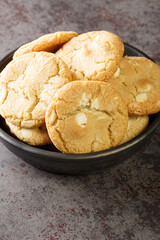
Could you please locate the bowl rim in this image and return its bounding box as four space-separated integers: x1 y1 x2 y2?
0 43 160 163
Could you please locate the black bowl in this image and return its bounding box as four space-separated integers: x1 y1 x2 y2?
0 43 160 175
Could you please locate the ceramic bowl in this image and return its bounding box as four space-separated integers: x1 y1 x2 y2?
0 43 160 174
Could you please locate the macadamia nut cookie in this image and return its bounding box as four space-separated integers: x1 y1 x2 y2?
56 31 124 81
6 120 51 146
121 115 149 144
13 31 78 59
45 81 128 153
0 52 71 128
108 56 160 115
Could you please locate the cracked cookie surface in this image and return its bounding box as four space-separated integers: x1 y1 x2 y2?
108 56 160 115
0 52 71 128
45 81 128 153
13 31 78 59
121 115 149 144
6 120 51 146
56 31 124 81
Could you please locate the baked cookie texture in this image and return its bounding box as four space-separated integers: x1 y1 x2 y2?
1 30 159 152
108 56 160 115
0 52 71 128
121 115 149 144
13 31 78 59
45 81 128 153
6 121 51 146
56 31 124 81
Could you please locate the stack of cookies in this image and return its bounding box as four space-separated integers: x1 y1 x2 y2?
0 31 160 153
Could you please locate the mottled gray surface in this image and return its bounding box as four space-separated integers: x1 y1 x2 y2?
0 0 160 239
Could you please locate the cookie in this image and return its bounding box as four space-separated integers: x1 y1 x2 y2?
45 81 128 153
108 56 160 115
56 31 124 81
0 51 71 128
13 31 78 59
120 115 149 144
6 120 51 146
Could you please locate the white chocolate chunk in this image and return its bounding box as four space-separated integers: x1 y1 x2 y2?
76 112 87 128
91 98 99 109
49 109 56 124
157 100 160 107
88 41 99 51
143 84 152 92
114 96 119 101
136 93 147 102
97 115 105 120
82 44 91 55
81 41 99 54
21 129 33 139
79 93 89 107
21 120 36 128
113 67 120 77
0 87 7 104
95 35 100 42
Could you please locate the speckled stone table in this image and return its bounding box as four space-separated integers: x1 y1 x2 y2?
0 0 160 239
